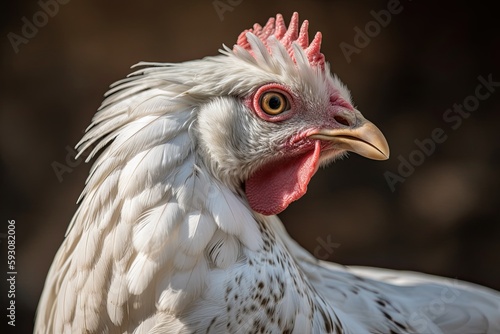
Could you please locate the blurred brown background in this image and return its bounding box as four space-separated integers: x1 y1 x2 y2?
1 0 499 332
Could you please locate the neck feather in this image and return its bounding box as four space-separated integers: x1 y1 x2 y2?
62 76 263 318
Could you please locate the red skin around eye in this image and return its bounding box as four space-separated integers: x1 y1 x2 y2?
247 83 296 122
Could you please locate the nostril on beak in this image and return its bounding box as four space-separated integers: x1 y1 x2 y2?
333 115 351 127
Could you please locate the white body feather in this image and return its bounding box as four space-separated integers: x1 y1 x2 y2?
35 33 500 334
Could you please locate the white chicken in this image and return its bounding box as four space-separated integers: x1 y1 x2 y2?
35 12 500 333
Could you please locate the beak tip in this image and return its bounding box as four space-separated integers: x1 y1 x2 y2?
378 143 390 161
355 121 390 161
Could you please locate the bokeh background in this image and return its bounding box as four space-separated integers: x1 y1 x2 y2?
1 0 499 332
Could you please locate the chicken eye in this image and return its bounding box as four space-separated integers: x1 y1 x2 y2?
260 92 289 115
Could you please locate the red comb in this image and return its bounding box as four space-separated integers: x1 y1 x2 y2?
235 12 325 69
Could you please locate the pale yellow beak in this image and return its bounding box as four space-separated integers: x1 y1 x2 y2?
309 119 390 160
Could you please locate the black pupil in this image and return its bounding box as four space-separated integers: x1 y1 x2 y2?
268 95 281 110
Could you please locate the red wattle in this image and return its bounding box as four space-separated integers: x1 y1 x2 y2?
245 141 321 216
